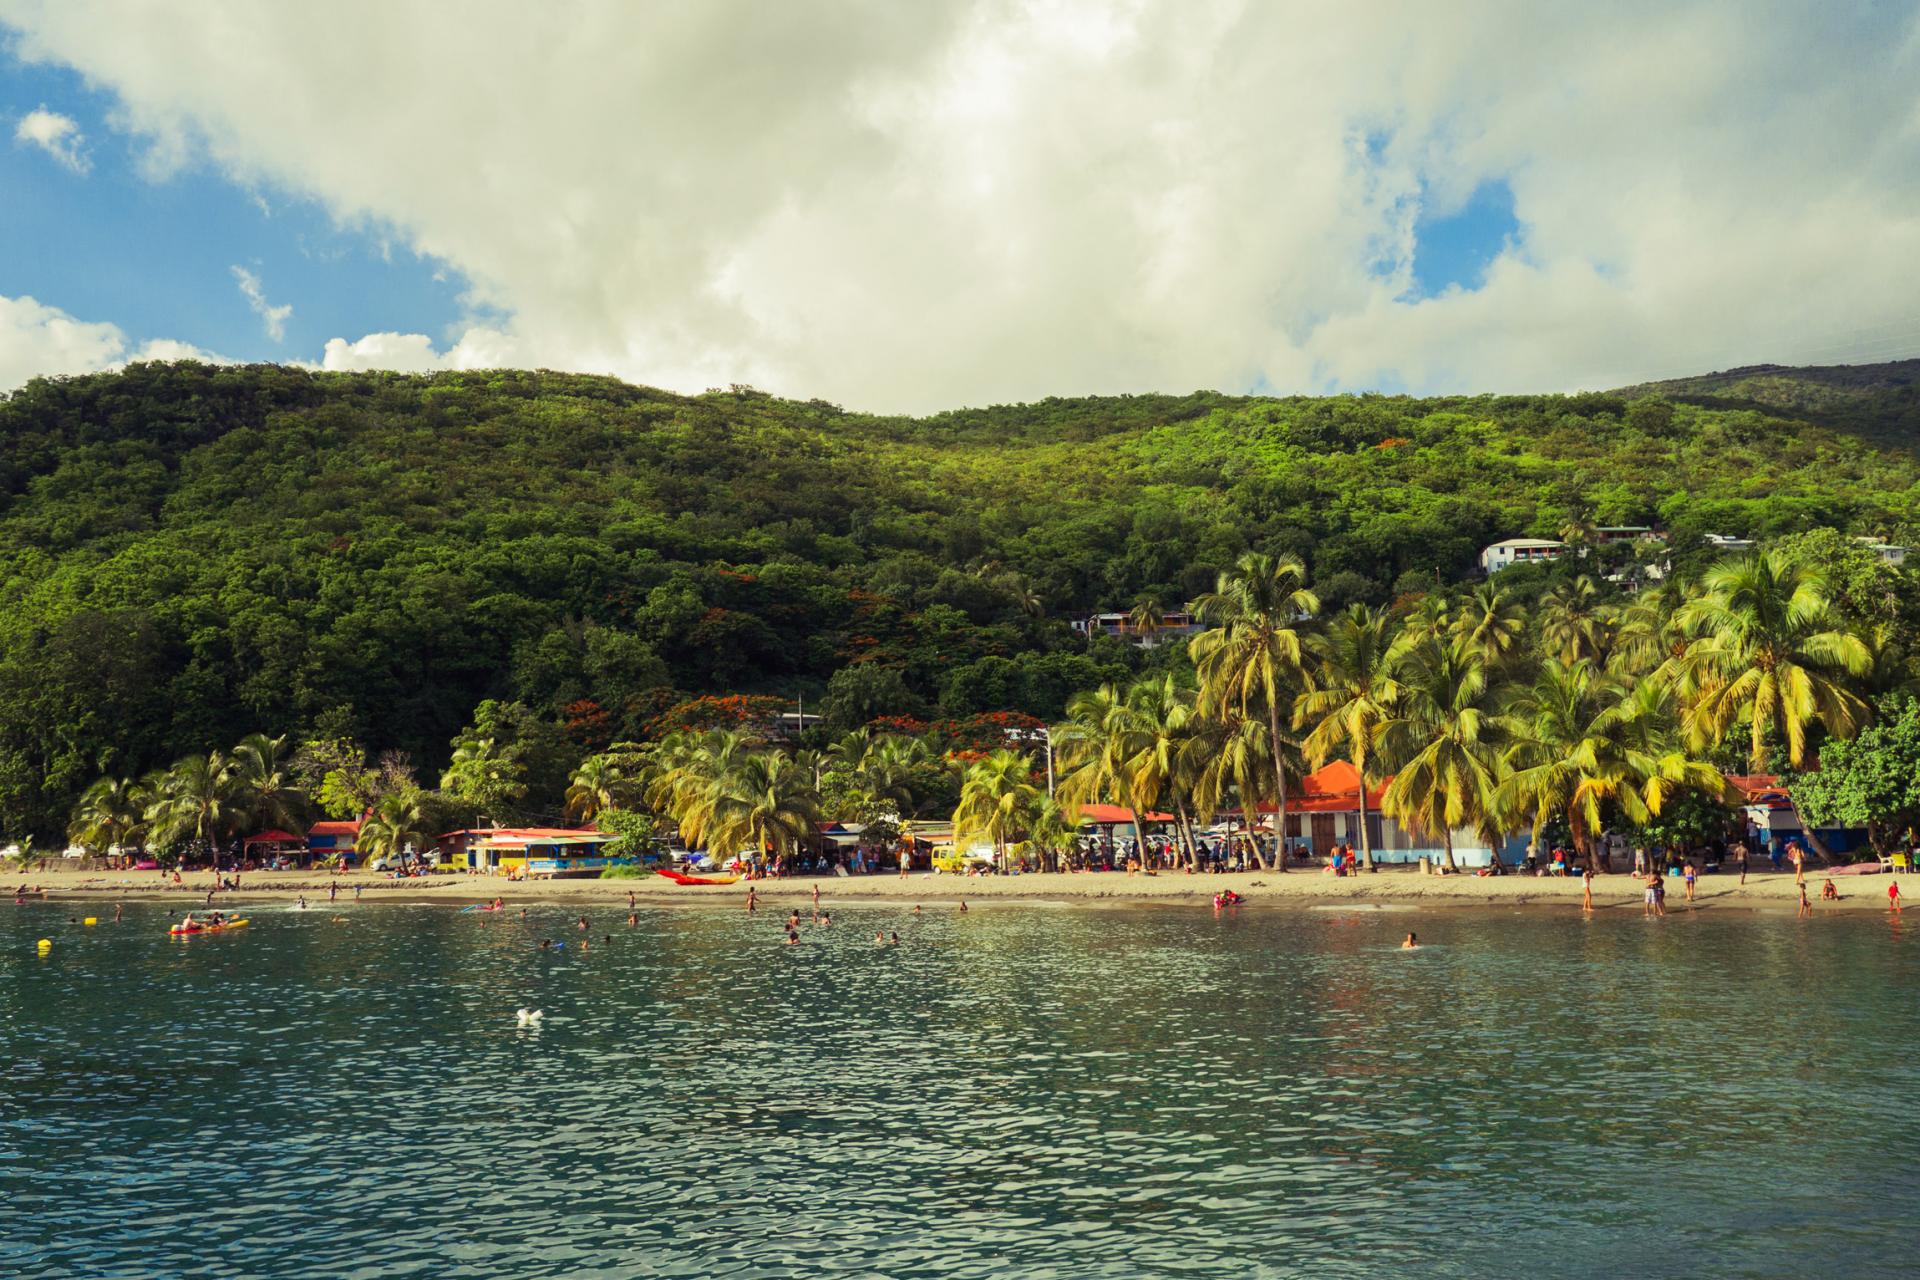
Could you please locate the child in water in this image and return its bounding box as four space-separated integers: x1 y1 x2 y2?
1402 932 1418 949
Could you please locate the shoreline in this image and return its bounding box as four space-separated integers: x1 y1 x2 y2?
10 866 1905 914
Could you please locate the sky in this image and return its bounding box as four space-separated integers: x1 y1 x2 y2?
2 0 1919 413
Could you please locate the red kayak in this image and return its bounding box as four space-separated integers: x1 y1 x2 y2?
654 868 741 886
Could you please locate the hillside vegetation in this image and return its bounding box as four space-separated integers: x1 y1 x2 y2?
3 359 1917 840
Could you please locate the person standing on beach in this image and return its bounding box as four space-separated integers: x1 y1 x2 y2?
1737 842 1749 886
1683 862 1697 905
1581 868 1593 914
811 883 821 913
1890 880 1903 914
114 901 123 923
328 881 337 903
1791 843 1806 888
1798 882 1812 918
746 885 758 913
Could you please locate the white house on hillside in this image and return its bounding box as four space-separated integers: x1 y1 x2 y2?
1480 537 1564 574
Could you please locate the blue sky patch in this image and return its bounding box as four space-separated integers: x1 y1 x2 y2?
2 54 474 361
1406 177 1518 298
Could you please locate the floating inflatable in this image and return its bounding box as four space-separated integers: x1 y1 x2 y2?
169 918 250 936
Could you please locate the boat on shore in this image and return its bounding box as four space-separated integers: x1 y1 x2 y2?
653 868 740 887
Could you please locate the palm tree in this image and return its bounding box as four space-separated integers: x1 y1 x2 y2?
708 751 822 861
1019 793 1077 872
358 789 430 867
1672 551 1871 768
1189 552 1320 870
1053 683 1151 867
565 754 629 822
230 732 305 835
1450 582 1526 670
953 749 1043 863
1609 578 1694 679
1128 596 1167 647
1191 711 1274 870
1540 575 1614 665
1295 604 1403 872
1124 675 1205 869
69 775 147 858
148 751 241 862
1377 639 1511 871
646 729 752 851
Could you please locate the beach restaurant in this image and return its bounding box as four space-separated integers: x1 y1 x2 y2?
439 827 618 877
1248 761 1527 868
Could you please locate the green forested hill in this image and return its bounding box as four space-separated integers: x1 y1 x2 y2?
2 359 1917 838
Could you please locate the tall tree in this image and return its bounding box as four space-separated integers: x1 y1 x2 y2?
1672 551 1871 768
68 775 147 856
1377 640 1511 872
1295 604 1403 872
1189 553 1320 871
1539 575 1614 666
953 748 1043 863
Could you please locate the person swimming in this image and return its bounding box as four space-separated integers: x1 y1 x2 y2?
889 931 901 945
958 901 968 914
1402 932 1418 949
627 912 638 927
577 915 589 931
785 929 800 945
875 932 885 945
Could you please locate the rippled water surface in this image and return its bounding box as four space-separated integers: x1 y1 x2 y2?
4 897 1916 1278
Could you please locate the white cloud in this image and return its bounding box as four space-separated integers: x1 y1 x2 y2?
2 1 1918 408
0 293 221 390
12 104 88 172
230 265 292 342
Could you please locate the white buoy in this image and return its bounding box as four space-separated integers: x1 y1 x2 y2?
515 1008 544 1027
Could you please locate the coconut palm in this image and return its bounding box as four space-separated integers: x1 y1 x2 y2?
1540 576 1614 665
647 729 753 850
1018 793 1077 872
1609 578 1694 679
1053 682 1151 866
358 788 431 867
1128 596 1167 646
707 751 822 861
230 732 305 835
1450 582 1526 670
1672 551 1871 768
68 775 147 857
1189 552 1320 871
565 753 630 821
953 749 1043 862
1377 639 1512 871
1191 711 1275 869
147 751 241 860
1295 604 1404 872
1123 674 1205 868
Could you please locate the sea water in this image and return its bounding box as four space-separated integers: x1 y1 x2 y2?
2 899 1914 1278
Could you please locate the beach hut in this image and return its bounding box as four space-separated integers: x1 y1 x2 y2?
305 819 362 865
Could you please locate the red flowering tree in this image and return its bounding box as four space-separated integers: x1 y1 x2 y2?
648 693 791 739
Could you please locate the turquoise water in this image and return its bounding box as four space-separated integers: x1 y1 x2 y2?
3 898 1914 1278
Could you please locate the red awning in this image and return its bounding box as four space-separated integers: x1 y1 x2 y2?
243 829 302 845
307 820 362 837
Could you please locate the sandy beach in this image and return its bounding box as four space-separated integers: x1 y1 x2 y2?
12 864 1906 914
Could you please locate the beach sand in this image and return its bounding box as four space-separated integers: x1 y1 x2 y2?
11 864 1905 913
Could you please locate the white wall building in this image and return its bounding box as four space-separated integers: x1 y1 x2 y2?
1480 537 1565 574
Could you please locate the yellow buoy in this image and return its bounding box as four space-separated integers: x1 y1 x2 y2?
36 939 52 952
83 917 97 926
